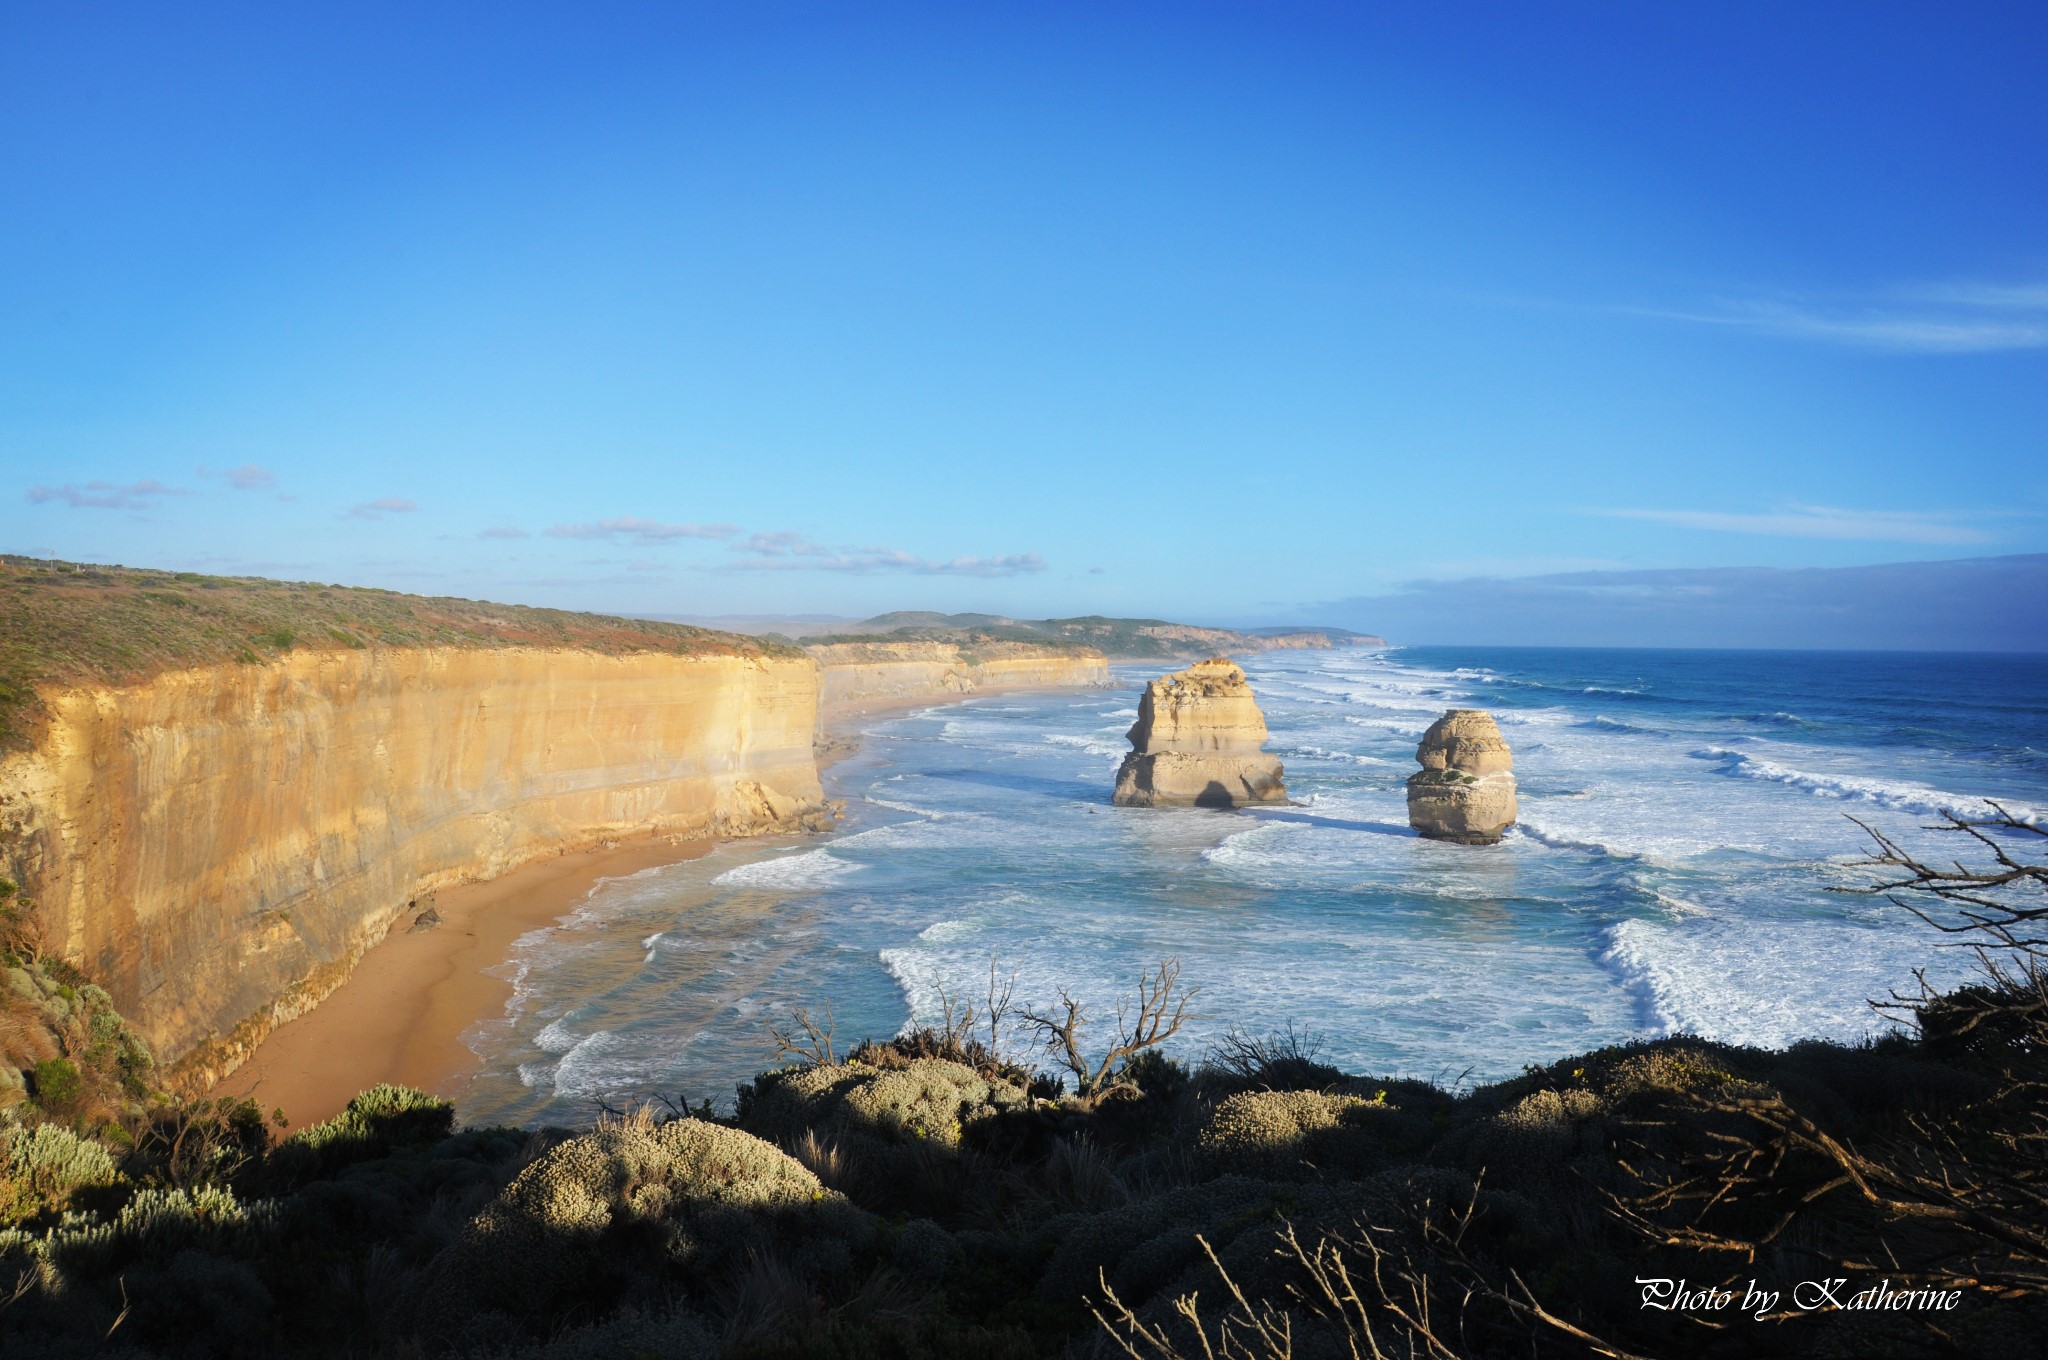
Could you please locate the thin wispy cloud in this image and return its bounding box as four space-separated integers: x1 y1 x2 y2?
1631 277 2048 353
1592 504 1997 545
478 526 530 539
346 497 418 518
722 547 1047 577
27 478 187 509
1904 281 2048 311
733 530 836 557
198 463 279 491
544 516 741 543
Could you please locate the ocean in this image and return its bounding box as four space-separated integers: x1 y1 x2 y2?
453 646 2048 1127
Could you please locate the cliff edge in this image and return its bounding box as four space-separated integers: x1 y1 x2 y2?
1112 659 1287 808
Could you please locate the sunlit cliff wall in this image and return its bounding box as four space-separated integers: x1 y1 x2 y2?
806 641 1109 713
0 648 825 1085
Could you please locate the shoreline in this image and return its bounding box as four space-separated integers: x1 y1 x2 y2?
211 835 713 1132
815 676 1124 765
212 680 1116 1133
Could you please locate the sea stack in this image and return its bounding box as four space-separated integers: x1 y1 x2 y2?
1406 709 1518 843
1112 658 1288 808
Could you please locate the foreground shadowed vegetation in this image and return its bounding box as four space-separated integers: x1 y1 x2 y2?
1 815 2043 1358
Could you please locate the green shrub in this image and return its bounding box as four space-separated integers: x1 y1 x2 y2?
263 1083 453 1184
29 1056 81 1108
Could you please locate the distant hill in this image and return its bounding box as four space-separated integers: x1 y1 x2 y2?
807 613 1386 659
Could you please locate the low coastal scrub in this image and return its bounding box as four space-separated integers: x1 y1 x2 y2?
0 814 2041 1357
0 556 798 750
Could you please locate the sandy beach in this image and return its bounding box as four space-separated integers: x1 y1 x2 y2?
213 835 713 1131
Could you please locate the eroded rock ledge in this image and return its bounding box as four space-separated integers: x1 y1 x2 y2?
1112 659 1287 808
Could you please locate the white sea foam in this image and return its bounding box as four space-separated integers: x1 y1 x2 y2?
1342 715 1431 737
1282 743 1386 765
1513 819 1631 858
549 1029 630 1098
1602 914 1966 1049
1693 747 2025 819
713 848 861 889
534 1017 580 1053
863 794 949 819
1044 732 1124 759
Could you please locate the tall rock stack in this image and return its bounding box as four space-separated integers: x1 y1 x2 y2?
1112 659 1288 808
1406 709 1518 843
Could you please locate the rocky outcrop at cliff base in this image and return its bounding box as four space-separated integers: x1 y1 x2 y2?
1406 709 1517 843
1113 659 1287 808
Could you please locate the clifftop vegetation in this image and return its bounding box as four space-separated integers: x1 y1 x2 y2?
0 556 799 750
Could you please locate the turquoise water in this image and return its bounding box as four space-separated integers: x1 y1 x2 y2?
454 646 2048 1127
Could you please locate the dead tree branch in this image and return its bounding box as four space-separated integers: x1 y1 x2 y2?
769 1004 838 1067
1021 957 1200 1096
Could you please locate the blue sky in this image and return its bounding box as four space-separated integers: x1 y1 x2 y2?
3 3 2045 640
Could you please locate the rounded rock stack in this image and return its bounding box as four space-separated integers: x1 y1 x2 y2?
1406 709 1518 843
1112 659 1288 808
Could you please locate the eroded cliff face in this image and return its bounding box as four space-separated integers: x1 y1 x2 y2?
806 641 1109 713
1112 659 1287 808
0 648 825 1085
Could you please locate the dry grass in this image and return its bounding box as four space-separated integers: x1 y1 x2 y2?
0 555 799 749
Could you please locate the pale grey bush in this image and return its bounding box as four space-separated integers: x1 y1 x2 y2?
1443 1085 1608 1176
891 1215 956 1282
1 1183 282 1270
743 1058 1029 1150
443 1115 873 1327
490 1303 720 1360
3 1121 118 1215
1194 1089 1393 1180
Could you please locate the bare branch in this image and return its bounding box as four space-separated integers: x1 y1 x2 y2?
1021 958 1201 1096
768 1004 838 1067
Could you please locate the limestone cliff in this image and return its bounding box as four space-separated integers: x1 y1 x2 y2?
1406 709 1518 844
0 648 826 1086
806 641 1109 714
1112 659 1287 808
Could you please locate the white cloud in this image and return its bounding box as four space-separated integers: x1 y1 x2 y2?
1593 504 1997 545
545 516 741 542
27 478 187 509
478 526 530 539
